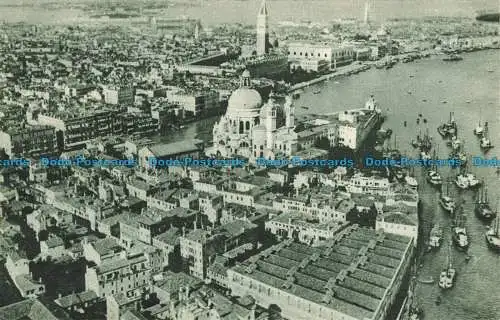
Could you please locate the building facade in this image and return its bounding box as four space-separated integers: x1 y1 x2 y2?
287 43 354 70
0 125 56 157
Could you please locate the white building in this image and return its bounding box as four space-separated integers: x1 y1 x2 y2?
209 70 298 161
166 89 220 116
287 43 354 70
346 173 391 196
336 96 382 150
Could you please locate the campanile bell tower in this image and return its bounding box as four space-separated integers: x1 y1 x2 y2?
256 0 269 56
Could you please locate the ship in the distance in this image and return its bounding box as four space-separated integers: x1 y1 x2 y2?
476 10 500 23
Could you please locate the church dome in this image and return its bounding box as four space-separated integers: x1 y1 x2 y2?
226 88 262 117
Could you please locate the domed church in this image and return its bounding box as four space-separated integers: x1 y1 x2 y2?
209 70 298 160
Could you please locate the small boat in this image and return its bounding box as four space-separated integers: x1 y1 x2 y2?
313 89 321 94
439 180 455 213
450 137 462 151
480 136 494 150
408 91 412 94
394 168 405 181
486 215 500 252
422 99 427 102
179 125 186 129
423 119 427 124
435 296 442 305
454 151 467 166
455 174 468 189
416 118 420 124
437 112 457 138
301 106 309 109
452 213 469 251
427 170 442 186
418 276 435 284
466 100 471 103
439 195 455 214
439 241 456 289
443 54 463 61
475 183 496 221
404 121 407 127
429 224 443 249
405 175 418 189
474 124 484 136
418 114 422 118
420 151 431 161
408 305 424 320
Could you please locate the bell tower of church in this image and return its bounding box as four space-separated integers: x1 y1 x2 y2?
265 95 277 150
256 0 269 56
284 96 295 128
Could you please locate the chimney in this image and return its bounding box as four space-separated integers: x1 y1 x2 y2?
58 293 62 299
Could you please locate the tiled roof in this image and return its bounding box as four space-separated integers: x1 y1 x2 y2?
231 227 412 320
147 139 203 157
54 291 98 308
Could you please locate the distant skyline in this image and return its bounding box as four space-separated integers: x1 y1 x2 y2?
0 0 499 25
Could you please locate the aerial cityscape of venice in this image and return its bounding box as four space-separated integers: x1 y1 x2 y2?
0 1 499 319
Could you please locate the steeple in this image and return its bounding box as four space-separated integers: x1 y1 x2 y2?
256 0 269 56
259 0 268 16
363 1 370 25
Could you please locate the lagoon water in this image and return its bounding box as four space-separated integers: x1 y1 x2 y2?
1 0 499 25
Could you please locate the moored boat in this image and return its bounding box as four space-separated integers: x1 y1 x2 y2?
417 276 435 284
405 175 418 189
474 109 484 136
427 170 442 186
439 241 456 289
479 122 494 151
443 54 463 61
440 195 455 214
475 182 496 221
486 215 500 252
439 180 455 214
452 212 469 251
437 112 457 138
429 224 443 249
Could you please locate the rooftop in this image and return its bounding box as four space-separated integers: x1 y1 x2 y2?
0 298 71 320
54 291 98 309
231 226 412 320
155 271 202 294
146 139 203 158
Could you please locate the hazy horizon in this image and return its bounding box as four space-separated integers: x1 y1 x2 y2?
0 0 499 25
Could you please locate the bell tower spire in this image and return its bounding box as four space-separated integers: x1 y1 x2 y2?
256 0 269 56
